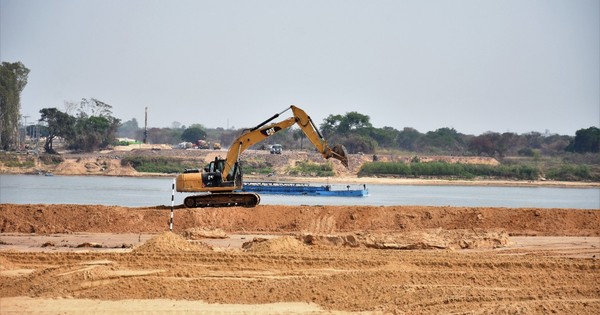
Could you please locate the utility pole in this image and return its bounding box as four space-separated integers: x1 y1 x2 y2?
143 107 148 144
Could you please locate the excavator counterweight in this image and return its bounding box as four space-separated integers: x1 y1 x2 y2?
176 105 349 208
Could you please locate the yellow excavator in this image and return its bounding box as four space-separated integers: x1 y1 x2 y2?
176 105 349 208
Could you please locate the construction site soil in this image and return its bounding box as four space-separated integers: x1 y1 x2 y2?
1 203 599 314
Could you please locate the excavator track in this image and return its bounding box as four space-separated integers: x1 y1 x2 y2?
183 192 261 208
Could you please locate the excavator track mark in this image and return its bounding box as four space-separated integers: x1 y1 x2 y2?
183 192 260 208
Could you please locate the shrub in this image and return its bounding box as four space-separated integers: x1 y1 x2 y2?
121 156 197 173
546 164 593 181
0 152 35 168
38 154 64 165
242 160 274 175
286 161 334 177
358 161 541 180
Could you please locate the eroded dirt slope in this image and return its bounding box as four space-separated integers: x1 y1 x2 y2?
1 204 598 236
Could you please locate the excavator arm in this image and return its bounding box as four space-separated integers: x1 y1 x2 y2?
176 105 348 208
221 105 348 179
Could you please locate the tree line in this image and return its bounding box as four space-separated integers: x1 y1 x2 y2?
319 112 599 156
115 112 598 157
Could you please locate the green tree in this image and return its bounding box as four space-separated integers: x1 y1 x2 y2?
181 126 207 143
566 127 600 153
0 62 30 150
419 127 466 154
397 127 422 151
319 114 343 137
320 112 372 136
68 99 120 152
367 126 398 149
337 111 372 133
70 115 119 152
497 132 520 157
319 111 377 153
39 108 75 154
338 134 377 154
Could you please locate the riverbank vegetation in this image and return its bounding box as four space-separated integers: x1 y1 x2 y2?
286 161 335 177
242 160 275 175
358 155 600 182
0 152 63 168
359 161 540 180
120 156 197 174
0 152 35 168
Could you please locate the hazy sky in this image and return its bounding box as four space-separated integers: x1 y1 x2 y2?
1 0 598 136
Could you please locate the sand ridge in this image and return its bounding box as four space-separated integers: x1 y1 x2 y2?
1 203 598 236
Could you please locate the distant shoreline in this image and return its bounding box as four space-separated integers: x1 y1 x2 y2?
2 149 598 189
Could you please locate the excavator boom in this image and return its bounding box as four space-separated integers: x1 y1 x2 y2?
176 105 349 208
222 106 348 178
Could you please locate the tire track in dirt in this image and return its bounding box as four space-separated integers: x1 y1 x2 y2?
2 236 598 313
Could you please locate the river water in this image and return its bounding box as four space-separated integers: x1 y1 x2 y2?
0 174 598 209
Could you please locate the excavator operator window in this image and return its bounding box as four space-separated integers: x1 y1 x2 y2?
227 162 238 182
216 159 225 173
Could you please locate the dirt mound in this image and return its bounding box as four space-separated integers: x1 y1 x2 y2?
132 232 212 253
242 236 308 253
300 229 510 250
363 229 510 250
181 227 228 240
53 158 138 176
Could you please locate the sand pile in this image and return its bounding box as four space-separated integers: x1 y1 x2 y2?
181 227 228 240
132 232 212 253
300 229 510 250
363 229 510 250
52 158 89 175
242 236 308 253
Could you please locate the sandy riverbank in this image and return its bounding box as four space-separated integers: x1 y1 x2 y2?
2 149 598 188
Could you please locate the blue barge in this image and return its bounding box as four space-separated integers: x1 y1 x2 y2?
241 181 368 197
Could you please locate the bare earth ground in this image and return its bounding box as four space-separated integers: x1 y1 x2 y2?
1 204 599 314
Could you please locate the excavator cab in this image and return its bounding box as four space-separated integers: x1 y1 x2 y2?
200 158 241 188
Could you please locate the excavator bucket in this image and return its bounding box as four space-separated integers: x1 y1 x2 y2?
331 144 349 169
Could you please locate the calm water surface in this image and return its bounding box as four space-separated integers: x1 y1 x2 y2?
1 174 598 209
